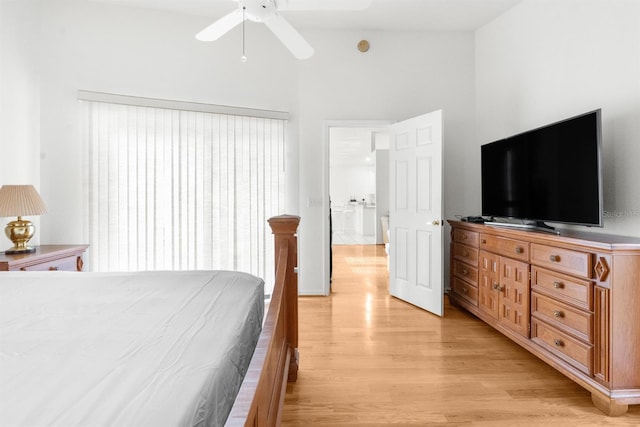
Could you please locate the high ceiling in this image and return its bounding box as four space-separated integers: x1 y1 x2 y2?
88 0 522 32
85 0 522 167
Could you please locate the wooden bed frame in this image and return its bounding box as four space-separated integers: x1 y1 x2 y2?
225 215 300 426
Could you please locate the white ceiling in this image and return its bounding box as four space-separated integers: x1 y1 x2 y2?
88 0 522 32
330 127 377 167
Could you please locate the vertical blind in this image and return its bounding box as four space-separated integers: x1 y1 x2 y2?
81 99 286 293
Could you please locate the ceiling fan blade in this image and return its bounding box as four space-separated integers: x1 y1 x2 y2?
196 8 244 41
278 0 372 11
264 15 314 59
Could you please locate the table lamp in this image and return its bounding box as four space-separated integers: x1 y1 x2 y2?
0 185 48 254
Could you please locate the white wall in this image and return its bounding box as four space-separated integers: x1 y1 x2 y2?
330 164 375 208
0 0 41 185
297 30 475 294
0 0 43 244
476 0 640 237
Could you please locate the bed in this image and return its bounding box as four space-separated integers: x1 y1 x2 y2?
0 215 300 427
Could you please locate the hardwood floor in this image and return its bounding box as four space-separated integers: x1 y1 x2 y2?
282 244 640 426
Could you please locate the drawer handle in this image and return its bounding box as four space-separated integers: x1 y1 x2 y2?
514 246 524 254
49 266 59 271
553 310 564 318
554 339 564 347
461 269 468 275
549 254 560 262
493 283 505 292
462 250 469 257
461 287 468 294
481 239 487 244
553 281 564 289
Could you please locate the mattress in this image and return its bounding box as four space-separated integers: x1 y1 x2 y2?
0 270 264 427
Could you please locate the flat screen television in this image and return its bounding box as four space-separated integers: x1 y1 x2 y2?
481 109 603 230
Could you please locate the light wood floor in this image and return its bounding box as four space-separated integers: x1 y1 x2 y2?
282 244 640 426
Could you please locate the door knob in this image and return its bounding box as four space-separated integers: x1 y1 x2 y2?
431 220 440 226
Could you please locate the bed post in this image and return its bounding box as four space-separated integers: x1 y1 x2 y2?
226 215 300 426
268 215 300 382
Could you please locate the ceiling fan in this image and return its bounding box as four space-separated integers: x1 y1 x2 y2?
195 0 372 60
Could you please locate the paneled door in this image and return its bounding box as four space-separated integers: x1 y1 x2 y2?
479 250 500 319
389 110 444 316
499 256 530 337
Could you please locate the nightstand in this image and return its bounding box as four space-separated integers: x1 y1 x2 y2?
0 245 89 271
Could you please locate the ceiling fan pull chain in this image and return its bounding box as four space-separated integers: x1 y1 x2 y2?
241 6 247 62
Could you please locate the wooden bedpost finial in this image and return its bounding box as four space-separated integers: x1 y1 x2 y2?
268 214 300 235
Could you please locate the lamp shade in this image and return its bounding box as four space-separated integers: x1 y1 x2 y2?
0 185 48 217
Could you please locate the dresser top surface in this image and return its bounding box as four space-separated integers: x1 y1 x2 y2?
449 220 640 251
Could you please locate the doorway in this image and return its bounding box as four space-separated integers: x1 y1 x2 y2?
324 120 391 295
322 111 445 317
329 126 390 245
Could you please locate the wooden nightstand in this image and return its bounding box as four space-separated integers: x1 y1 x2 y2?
0 245 89 271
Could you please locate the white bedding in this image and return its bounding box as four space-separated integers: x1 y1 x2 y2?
0 270 264 427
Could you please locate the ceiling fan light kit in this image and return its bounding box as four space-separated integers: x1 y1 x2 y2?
196 0 372 60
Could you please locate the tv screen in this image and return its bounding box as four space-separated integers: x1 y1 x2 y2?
481 109 602 228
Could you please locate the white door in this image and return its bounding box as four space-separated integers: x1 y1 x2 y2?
389 110 444 316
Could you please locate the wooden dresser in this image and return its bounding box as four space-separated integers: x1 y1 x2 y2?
0 245 88 271
448 220 640 416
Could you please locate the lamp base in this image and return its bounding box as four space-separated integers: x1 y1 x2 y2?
5 246 37 255
5 218 37 255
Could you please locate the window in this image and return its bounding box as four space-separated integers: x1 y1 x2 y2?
81 93 287 293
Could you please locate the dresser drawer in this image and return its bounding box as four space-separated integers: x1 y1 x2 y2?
531 266 593 311
480 234 529 262
453 229 479 247
451 277 478 306
453 259 478 284
452 243 478 266
531 243 592 279
531 292 593 343
531 318 593 376
20 256 79 272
